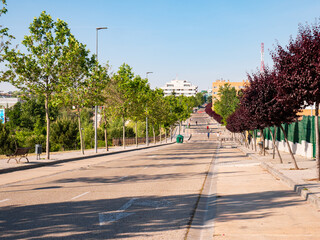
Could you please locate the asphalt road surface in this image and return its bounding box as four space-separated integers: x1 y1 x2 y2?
0 111 217 239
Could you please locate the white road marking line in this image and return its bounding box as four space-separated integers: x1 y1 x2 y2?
120 175 128 179
0 199 10 203
71 191 90 200
135 200 171 208
99 198 137 225
98 198 171 225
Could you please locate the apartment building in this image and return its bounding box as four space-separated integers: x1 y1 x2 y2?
212 79 248 100
161 78 198 97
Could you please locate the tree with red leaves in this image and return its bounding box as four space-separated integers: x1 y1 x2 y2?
205 103 223 124
273 22 320 174
243 68 300 168
226 106 253 147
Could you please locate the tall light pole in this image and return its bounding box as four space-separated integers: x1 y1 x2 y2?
146 72 153 146
95 27 108 153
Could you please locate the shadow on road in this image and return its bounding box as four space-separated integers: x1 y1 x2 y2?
0 190 304 239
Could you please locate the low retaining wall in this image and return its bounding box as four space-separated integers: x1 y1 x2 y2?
265 139 313 159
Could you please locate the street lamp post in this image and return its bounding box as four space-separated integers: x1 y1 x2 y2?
146 72 153 146
95 27 108 153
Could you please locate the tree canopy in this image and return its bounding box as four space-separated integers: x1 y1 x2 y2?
213 83 240 125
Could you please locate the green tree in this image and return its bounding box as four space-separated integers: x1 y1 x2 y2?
107 63 134 149
195 92 205 106
4 11 74 159
214 83 240 125
163 95 179 138
127 76 150 146
147 88 165 144
58 37 108 154
0 0 14 67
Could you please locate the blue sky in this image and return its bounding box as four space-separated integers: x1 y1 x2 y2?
1 0 320 92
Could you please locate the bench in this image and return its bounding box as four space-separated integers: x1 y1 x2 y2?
6 147 31 163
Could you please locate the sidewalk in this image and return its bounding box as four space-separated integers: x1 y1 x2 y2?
235 141 320 209
0 140 176 174
214 140 320 240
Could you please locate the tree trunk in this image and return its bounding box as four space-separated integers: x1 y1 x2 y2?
104 128 108 151
45 94 50 160
316 103 320 180
272 127 276 159
253 131 257 152
251 133 254 150
146 116 149 146
242 132 248 147
104 113 108 152
165 128 167 143
77 107 84 155
268 127 282 163
135 121 138 147
279 124 299 169
122 116 125 149
159 125 162 143
260 129 265 156
152 123 156 144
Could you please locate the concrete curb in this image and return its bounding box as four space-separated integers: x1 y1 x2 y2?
186 142 220 239
260 162 320 209
0 142 176 175
239 145 320 209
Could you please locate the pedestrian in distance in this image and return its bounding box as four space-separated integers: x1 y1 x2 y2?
207 132 210 139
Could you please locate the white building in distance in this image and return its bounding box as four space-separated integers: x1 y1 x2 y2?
161 78 198 97
0 97 21 108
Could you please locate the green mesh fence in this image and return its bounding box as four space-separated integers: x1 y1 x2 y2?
261 116 318 158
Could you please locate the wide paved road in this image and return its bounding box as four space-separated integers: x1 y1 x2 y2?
0 111 217 239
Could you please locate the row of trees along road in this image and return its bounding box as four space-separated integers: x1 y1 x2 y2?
0 7 204 159
224 21 320 180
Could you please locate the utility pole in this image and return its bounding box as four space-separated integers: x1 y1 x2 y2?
94 27 108 153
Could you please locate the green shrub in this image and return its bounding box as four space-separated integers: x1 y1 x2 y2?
0 123 16 155
50 118 79 151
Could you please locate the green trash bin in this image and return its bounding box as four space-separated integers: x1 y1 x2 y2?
176 135 184 143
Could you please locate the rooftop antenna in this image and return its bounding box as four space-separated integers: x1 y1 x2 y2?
260 43 265 72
